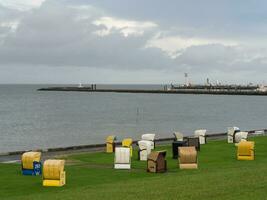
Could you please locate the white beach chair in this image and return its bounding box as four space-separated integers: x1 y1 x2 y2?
194 129 207 144
234 131 248 145
173 132 184 141
141 133 156 149
114 147 131 169
137 140 152 161
227 127 240 143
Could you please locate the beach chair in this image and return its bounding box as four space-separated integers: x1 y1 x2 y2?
173 132 184 141
147 151 167 173
187 137 200 151
234 131 248 144
172 140 187 159
178 147 198 169
141 133 156 149
114 147 131 169
122 138 133 157
21 151 42 176
43 159 66 187
106 135 116 153
227 127 240 143
194 129 207 144
137 140 152 161
237 141 254 160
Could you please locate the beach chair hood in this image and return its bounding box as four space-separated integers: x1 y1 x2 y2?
138 140 152 150
227 127 240 143
178 147 198 169
22 152 41 170
194 129 207 144
234 132 248 143
179 147 197 164
141 133 155 141
106 135 116 143
173 132 183 141
43 159 66 187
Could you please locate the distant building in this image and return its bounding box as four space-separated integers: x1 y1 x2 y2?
257 85 267 92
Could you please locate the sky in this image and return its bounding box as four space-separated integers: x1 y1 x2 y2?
0 0 267 84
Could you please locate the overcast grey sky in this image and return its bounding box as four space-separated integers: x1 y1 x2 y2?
0 0 267 84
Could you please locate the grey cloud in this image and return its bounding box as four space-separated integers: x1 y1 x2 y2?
174 44 267 74
0 1 173 70
0 0 267 84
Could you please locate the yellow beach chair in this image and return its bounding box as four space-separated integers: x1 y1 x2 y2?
237 141 254 160
43 159 66 187
21 151 42 175
122 138 133 157
106 135 116 153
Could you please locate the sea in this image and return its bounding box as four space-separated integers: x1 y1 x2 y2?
0 84 266 153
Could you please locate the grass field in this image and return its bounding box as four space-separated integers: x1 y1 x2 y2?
1 136 267 200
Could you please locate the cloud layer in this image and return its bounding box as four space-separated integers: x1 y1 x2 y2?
0 0 266 84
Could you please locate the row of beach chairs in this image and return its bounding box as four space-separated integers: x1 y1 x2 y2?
19 127 255 186
108 127 254 172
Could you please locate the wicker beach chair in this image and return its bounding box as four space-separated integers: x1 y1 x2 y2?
178 147 198 169
114 147 131 169
194 129 207 144
147 151 167 173
227 127 240 143
43 159 66 187
106 135 116 153
137 140 152 161
141 133 156 149
237 141 254 160
21 151 42 176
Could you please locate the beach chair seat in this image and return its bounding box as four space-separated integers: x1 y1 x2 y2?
114 147 131 169
21 151 42 175
141 133 156 149
172 140 187 159
173 132 183 141
237 141 254 160
106 135 116 153
137 140 152 161
227 127 240 143
178 147 198 169
194 129 207 144
43 159 66 187
122 138 133 157
147 151 167 173
187 137 200 151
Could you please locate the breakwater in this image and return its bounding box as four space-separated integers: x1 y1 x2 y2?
38 87 267 96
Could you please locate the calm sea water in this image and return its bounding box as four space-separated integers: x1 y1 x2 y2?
0 84 266 153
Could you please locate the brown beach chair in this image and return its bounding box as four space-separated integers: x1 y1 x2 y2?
147 151 167 173
178 147 198 169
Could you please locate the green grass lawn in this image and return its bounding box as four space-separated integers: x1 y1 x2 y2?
1 136 267 200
